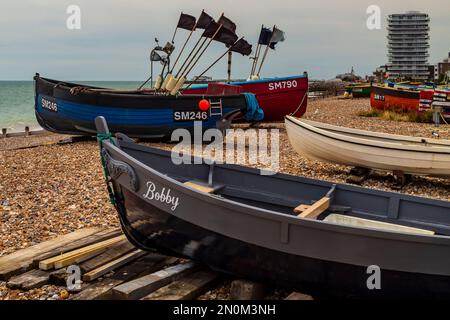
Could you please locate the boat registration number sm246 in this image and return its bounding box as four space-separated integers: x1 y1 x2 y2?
41 97 58 112
174 111 209 122
268 80 298 91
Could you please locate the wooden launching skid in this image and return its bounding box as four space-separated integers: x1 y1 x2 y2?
0 228 311 300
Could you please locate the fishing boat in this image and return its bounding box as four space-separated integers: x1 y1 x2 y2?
34 74 262 138
183 74 309 121
433 88 450 119
345 83 371 98
285 116 450 177
95 116 450 297
371 84 420 112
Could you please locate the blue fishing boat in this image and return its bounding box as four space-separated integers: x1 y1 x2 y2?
34 74 261 138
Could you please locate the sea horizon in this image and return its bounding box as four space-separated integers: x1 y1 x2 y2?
0 80 145 132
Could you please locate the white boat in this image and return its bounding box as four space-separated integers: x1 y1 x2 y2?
285 116 450 178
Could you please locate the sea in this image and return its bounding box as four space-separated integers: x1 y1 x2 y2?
0 81 143 132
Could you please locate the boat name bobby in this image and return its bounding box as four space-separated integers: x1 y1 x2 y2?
143 181 180 211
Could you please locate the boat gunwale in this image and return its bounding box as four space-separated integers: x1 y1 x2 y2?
295 117 450 147
36 76 244 100
285 116 450 154
186 74 308 91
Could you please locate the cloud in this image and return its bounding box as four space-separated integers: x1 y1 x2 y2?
0 0 449 80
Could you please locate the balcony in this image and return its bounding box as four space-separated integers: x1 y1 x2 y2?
387 26 429 31
388 49 428 53
388 21 429 26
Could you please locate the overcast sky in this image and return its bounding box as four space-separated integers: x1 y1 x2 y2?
1 0 449 81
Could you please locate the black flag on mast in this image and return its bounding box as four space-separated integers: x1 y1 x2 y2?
177 13 196 30
202 22 238 46
218 15 237 33
230 38 252 56
196 11 214 29
258 27 272 46
269 27 285 49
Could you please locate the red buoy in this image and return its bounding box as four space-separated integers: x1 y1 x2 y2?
198 99 210 111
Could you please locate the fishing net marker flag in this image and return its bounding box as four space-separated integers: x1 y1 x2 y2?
177 13 197 31
202 22 238 46
196 10 215 29
270 27 286 49
256 25 286 76
230 38 252 56
218 15 237 33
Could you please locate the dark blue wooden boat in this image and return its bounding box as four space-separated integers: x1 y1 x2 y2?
95 116 450 298
34 74 255 138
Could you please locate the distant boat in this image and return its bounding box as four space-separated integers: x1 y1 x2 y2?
183 75 309 121
34 74 260 138
345 83 371 98
285 116 450 177
95 115 450 297
371 84 420 112
433 88 450 119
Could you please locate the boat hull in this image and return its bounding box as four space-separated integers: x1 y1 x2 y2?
371 85 420 112
34 75 247 138
434 89 450 119
183 75 309 121
95 127 450 297
285 116 450 177
346 85 371 98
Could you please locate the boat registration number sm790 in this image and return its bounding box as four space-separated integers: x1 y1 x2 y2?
41 97 58 112
173 111 209 122
268 80 298 91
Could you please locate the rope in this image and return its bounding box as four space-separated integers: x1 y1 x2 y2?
289 90 309 116
97 133 117 206
439 112 449 125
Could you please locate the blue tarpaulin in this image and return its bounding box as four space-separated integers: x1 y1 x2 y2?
242 92 264 122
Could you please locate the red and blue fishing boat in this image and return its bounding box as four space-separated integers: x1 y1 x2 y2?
183 74 309 121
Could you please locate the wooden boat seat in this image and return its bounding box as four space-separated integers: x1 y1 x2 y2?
183 180 223 194
324 214 435 236
294 196 331 219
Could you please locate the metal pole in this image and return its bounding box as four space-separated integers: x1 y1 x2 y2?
170 24 197 73
250 24 264 76
256 25 276 77
250 43 262 76
182 24 223 79
176 37 207 78
184 39 240 90
227 51 232 82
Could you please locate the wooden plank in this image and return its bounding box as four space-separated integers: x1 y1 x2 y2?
48 241 135 285
285 291 314 300
184 181 215 193
293 204 310 213
324 214 435 235
141 270 219 300
112 262 198 300
80 240 135 273
295 196 330 219
7 269 51 290
39 235 125 270
0 228 103 280
32 229 121 266
70 255 178 300
82 250 146 282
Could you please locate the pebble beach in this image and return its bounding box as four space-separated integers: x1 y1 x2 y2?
1 96 449 299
